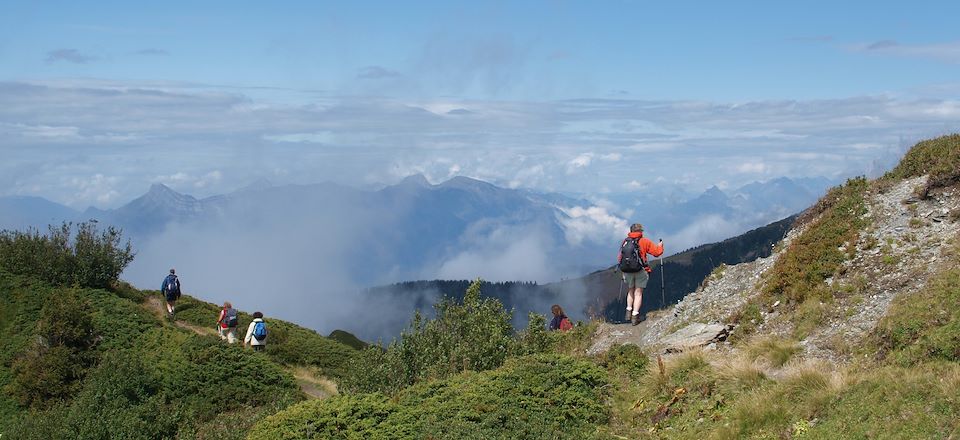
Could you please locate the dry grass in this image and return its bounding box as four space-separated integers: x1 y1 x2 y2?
745 336 801 368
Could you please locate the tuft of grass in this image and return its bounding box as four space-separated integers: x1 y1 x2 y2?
745 337 801 368
728 302 762 343
793 298 828 340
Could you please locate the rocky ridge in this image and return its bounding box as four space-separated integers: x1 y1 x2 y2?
588 174 960 362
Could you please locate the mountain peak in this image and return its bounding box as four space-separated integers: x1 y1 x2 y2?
399 174 431 187
147 183 179 196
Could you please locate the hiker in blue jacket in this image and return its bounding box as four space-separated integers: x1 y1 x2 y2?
160 268 181 317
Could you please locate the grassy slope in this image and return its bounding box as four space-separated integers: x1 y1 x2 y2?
0 272 359 438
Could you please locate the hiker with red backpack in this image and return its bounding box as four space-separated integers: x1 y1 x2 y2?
217 301 239 344
618 223 664 325
549 304 574 332
244 311 267 352
160 268 181 318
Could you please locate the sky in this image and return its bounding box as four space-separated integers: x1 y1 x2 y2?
3 0 960 208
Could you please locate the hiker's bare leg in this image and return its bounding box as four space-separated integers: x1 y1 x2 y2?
631 288 643 315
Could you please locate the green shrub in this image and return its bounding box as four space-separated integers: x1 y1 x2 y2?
602 344 649 376
5 289 97 409
765 177 868 305
327 329 368 350
0 222 134 289
339 279 515 394
250 354 610 440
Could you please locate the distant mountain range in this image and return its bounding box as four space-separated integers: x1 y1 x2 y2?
0 174 832 337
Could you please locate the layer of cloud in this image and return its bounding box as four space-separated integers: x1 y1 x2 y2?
853 40 960 64
45 49 97 64
356 65 402 79
2 79 960 208
134 48 170 56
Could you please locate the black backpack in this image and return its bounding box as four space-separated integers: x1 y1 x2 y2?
165 275 181 296
619 238 647 273
223 308 238 328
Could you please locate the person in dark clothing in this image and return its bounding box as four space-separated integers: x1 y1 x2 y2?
160 268 181 317
549 304 573 332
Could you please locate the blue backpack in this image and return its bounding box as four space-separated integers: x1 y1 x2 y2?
253 321 267 342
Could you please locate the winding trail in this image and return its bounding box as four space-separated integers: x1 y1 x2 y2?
142 295 336 400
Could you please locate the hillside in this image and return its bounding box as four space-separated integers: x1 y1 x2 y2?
250 134 960 439
0 239 361 439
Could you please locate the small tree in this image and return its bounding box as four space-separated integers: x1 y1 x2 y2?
0 221 135 289
340 279 516 394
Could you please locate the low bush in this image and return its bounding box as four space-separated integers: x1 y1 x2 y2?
6 289 97 409
765 177 868 305
601 344 649 376
884 134 960 197
249 354 610 440
339 279 516 394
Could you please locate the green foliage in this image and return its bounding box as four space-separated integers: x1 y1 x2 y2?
6 289 97 409
601 344 649 376
327 329 368 350
0 222 134 289
339 279 516 394
0 268 303 439
764 177 868 305
249 354 610 440
884 134 960 196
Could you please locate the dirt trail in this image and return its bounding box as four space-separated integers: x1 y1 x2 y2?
142 295 337 400
143 295 217 337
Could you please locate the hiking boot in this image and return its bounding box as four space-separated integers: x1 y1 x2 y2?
631 314 640 326
625 310 632 323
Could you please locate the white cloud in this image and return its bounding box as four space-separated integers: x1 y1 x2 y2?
566 153 593 174
734 161 769 174
263 132 334 143
556 205 628 246
67 174 120 206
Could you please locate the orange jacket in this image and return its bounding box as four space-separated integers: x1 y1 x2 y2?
618 232 664 271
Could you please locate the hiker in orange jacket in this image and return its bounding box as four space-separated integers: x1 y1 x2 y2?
617 223 663 325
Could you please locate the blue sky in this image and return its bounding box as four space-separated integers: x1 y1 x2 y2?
2 0 960 207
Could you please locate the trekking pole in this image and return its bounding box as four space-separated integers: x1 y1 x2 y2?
616 267 625 322
659 239 666 307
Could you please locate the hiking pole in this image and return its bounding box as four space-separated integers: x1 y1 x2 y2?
616 268 625 322
659 239 665 308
